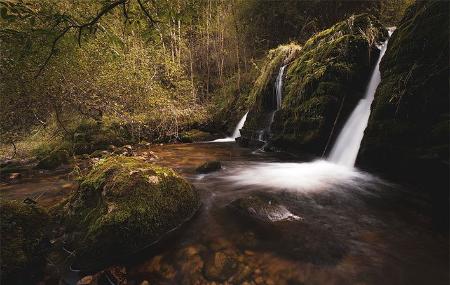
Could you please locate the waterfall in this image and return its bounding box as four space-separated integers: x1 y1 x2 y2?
213 112 248 142
328 30 394 167
275 65 287 110
260 65 287 141
231 111 249 138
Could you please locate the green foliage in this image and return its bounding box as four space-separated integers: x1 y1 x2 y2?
53 156 200 269
0 200 50 284
0 0 207 151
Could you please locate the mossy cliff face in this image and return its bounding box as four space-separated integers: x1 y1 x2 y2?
240 44 301 138
1 201 50 284
54 156 200 269
359 2 449 191
241 14 387 152
270 14 387 154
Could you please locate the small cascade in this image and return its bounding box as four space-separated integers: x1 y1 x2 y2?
328 29 394 167
275 65 287 110
213 112 248 142
260 65 287 142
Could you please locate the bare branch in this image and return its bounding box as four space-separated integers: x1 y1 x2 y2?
137 0 157 27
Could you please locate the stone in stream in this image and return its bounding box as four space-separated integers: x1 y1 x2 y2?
0 200 50 284
203 250 239 282
227 193 346 265
196 160 222 173
228 194 302 224
53 156 200 270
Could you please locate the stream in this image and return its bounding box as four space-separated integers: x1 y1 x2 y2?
1 142 448 285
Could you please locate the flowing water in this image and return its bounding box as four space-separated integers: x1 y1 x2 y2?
328 31 394 167
1 142 447 285
259 65 287 142
213 112 249 142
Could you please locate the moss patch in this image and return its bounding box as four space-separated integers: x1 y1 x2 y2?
0 200 50 284
54 156 200 269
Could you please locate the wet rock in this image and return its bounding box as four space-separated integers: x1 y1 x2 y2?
228 193 346 265
1 200 50 284
147 255 176 280
54 156 200 270
359 1 449 207
228 194 302 224
196 161 222 174
204 251 238 282
77 275 96 285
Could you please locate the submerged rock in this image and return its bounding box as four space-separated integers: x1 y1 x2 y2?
0 200 50 284
196 160 222 173
204 250 238 282
54 156 200 269
228 194 302 223
227 193 346 265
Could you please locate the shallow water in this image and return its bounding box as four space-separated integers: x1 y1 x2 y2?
1 142 448 285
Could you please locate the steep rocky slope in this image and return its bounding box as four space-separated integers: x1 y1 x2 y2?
359 1 449 193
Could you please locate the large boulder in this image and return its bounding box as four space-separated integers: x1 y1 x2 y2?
54 156 200 269
359 1 449 182
358 1 449 230
0 200 50 284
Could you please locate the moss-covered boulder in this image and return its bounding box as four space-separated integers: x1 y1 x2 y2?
1 200 50 284
241 14 387 153
273 14 387 154
358 1 449 218
54 156 200 269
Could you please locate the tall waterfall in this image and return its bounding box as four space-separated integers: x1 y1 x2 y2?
275 65 287 110
328 31 393 167
213 112 248 142
260 65 287 141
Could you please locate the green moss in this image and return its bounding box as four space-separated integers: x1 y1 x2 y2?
1 200 49 284
54 156 200 269
359 1 449 187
